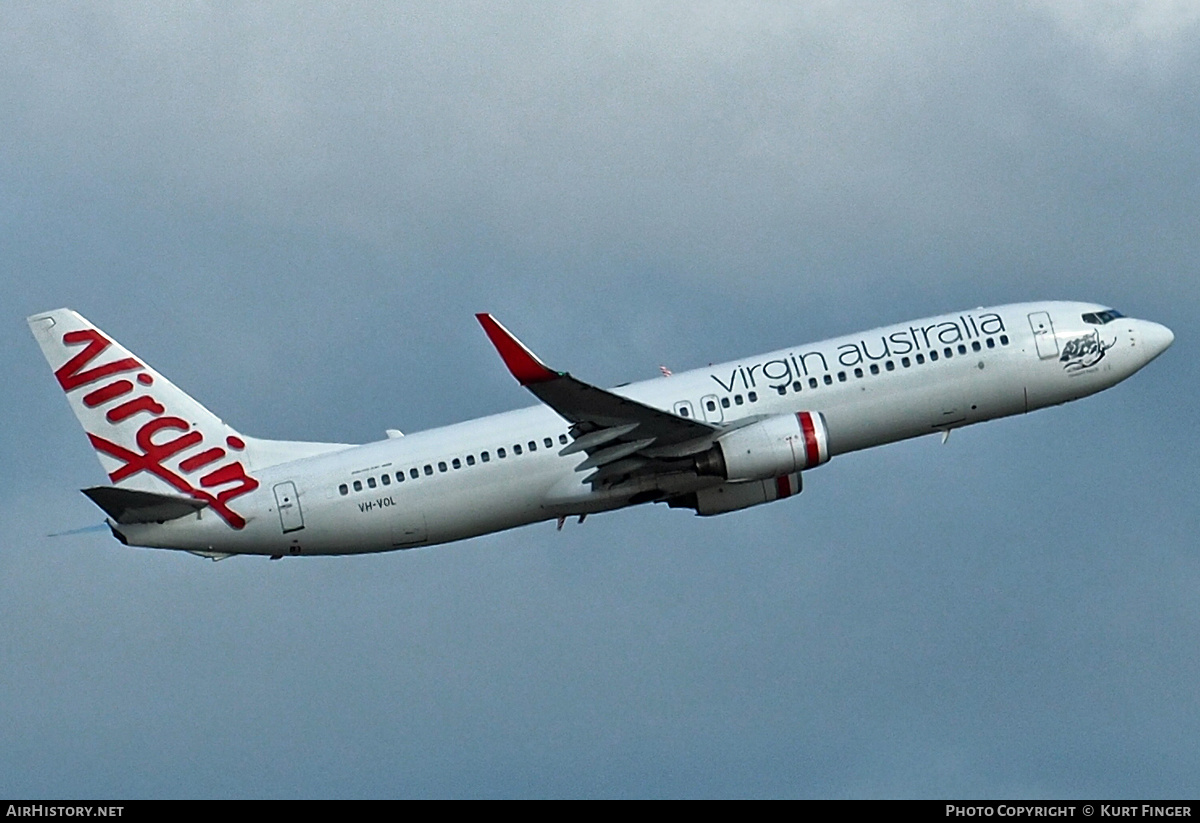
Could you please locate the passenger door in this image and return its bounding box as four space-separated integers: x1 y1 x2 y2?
1028 311 1059 360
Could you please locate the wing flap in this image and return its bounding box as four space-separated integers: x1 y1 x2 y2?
558 422 639 456
582 457 651 486
575 438 656 471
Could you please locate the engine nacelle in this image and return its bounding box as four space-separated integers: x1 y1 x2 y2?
693 411 830 482
689 472 802 516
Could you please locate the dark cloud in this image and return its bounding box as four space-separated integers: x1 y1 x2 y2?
1 2 1195 797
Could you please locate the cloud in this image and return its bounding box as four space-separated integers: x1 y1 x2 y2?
2 2 1196 797
8 2 1194 283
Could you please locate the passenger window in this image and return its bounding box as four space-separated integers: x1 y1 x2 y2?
498 448 507 458
367 477 377 489
734 395 744 405
930 350 939 361
396 472 405 482
438 461 447 473
837 372 846 382
748 391 757 402
482 451 491 462
869 364 879 375
353 480 362 492
721 397 731 408
452 458 461 469
986 338 995 349
823 374 833 385
958 344 967 355
559 434 568 445
381 474 390 486
944 348 953 358
514 444 523 455
544 438 553 448
339 484 348 496
972 341 981 352
809 378 818 389
776 385 787 396
706 400 717 411
528 441 536 452
1000 334 1009 345
410 468 419 479
902 357 911 367
916 353 925 364
466 455 476 466
885 361 895 371
854 367 863 378
424 465 433 476
793 381 803 392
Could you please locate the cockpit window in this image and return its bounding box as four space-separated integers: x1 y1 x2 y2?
1082 309 1124 325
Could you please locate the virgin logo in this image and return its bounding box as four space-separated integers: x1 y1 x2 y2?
55 329 259 529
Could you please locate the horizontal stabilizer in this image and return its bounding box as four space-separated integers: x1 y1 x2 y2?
82 486 207 525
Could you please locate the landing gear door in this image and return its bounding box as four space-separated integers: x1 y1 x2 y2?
1028 311 1059 360
273 481 305 533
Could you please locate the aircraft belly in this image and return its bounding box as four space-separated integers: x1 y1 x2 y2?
823 384 960 454
116 508 279 555
423 468 561 543
823 364 1026 454
301 492 423 554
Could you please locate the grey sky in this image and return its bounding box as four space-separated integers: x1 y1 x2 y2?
1 2 1196 797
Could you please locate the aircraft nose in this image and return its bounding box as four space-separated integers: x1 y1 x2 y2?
1140 320 1174 360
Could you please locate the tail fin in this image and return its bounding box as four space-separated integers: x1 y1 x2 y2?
28 309 351 529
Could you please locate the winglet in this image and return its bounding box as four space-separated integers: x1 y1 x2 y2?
475 314 560 385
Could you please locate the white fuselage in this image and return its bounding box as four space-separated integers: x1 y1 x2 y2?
114 301 1172 557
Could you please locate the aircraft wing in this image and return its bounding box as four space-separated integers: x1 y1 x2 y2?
476 314 720 486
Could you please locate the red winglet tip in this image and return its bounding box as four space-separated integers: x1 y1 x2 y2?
476 314 559 385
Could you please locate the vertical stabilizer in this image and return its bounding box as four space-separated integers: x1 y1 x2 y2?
26 309 351 530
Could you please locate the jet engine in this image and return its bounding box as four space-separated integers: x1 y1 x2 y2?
693 411 830 481
666 471 802 516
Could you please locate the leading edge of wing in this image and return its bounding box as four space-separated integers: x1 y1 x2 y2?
475 313 718 452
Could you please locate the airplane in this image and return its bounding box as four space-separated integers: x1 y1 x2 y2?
28 301 1173 560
